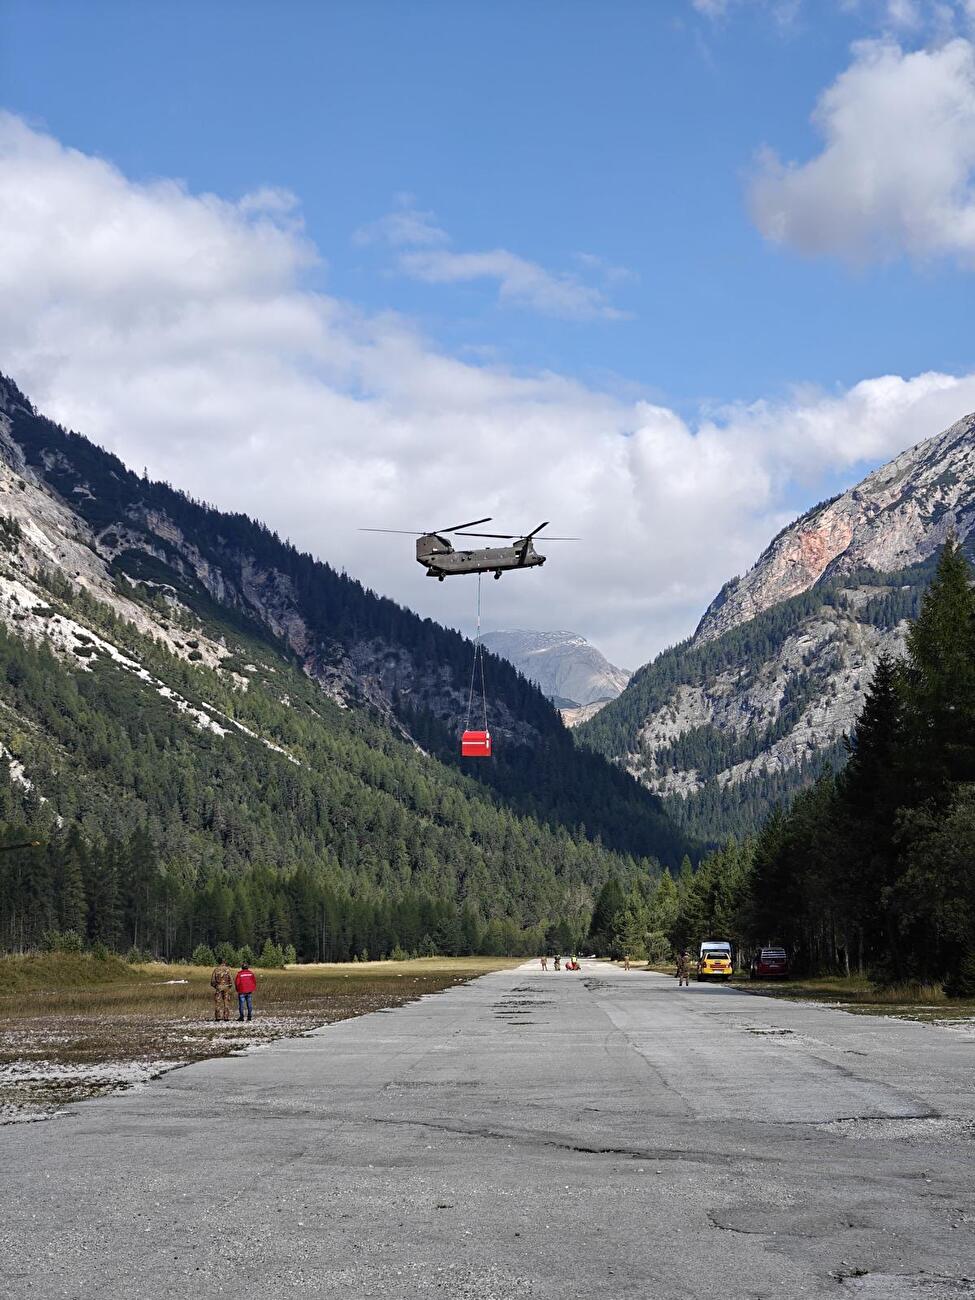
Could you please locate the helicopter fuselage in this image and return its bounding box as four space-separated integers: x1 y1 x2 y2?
416 533 546 578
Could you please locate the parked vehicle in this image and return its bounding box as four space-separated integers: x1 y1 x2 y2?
697 940 733 982
750 947 789 979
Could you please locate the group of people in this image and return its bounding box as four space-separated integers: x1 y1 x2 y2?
209 958 258 1021
539 955 581 971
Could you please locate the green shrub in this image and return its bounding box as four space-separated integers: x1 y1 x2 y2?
946 951 975 999
192 943 216 966
283 944 297 966
41 929 84 954
215 941 239 966
390 945 409 961
258 938 285 969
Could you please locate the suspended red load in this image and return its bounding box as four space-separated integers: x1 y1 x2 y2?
461 729 492 758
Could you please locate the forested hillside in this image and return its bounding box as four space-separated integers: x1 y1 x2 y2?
0 372 688 960
0 372 684 864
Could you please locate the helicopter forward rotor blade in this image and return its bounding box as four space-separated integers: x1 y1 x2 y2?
439 517 492 533
358 528 428 535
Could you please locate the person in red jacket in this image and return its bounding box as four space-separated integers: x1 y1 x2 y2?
235 963 257 1022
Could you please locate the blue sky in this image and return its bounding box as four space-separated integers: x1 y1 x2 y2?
3 0 975 663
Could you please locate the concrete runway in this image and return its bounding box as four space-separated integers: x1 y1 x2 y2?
2 961 974 1299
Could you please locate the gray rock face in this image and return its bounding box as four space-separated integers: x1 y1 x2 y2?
481 629 630 709
583 409 975 831
695 412 975 645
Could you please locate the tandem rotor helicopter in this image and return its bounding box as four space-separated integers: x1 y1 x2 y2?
359 517 578 581
360 516 578 758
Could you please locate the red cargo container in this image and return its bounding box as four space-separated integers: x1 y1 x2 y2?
461 729 492 757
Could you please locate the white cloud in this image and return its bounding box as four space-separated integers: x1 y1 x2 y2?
398 246 628 321
353 193 448 248
690 0 801 25
360 197 626 321
695 0 962 29
573 252 637 285
751 36 975 262
1 115 974 667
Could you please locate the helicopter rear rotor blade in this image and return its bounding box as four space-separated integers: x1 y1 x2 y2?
358 528 428 535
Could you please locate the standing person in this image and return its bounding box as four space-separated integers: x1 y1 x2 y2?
210 957 234 1021
235 962 257 1022
623 954 631 971
676 950 691 988
540 955 548 972
553 954 561 971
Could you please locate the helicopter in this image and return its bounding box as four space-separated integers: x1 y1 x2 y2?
360 517 578 580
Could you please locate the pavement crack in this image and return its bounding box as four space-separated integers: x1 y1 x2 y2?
359 1113 732 1164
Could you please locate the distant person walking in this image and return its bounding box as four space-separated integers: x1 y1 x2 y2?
210 958 234 1021
553 954 561 971
540 955 548 972
676 950 691 988
235 962 257 1022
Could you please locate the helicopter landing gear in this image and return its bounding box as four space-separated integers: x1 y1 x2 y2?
438 574 445 582
494 570 502 580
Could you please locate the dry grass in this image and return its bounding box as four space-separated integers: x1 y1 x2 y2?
739 973 975 1021
0 954 518 1122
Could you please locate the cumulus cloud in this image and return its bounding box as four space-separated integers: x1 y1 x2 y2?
750 37 975 262
1 114 974 667
359 196 626 321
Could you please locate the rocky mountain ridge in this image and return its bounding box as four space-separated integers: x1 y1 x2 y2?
695 412 975 644
579 408 975 840
480 629 630 714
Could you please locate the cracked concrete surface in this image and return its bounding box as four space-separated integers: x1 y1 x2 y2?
1 961 973 1298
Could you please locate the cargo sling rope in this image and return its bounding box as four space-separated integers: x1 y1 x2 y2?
464 572 489 738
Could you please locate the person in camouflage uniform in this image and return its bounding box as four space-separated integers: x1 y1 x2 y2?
676 950 691 987
210 958 234 1020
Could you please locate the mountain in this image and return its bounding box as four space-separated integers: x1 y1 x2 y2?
578 410 975 841
479 629 630 715
0 372 689 960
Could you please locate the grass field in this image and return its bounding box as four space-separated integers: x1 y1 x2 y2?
735 973 975 1020
0 953 521 1122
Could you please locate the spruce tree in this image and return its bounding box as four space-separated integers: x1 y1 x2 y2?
836 653 907 971
903 537 975 796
